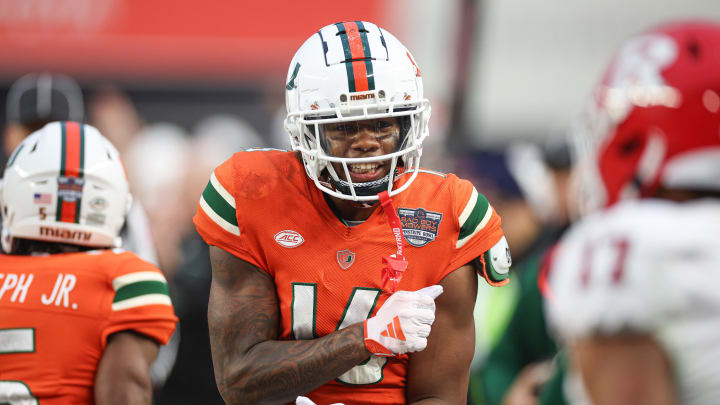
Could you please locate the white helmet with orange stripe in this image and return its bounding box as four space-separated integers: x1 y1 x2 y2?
0 121 131 253
284 21 431 202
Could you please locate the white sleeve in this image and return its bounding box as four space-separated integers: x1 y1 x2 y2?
545 201 720 343
545 206 666 341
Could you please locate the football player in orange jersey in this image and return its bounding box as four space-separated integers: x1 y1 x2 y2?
0 121 177 404
194 21 511 405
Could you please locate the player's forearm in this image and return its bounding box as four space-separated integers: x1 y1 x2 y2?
95 367 153 405
214 323 370 405
95 332 157 405
96 383 153 405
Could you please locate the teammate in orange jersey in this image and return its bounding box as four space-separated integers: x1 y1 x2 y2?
194 21 511 404
0 121 177 404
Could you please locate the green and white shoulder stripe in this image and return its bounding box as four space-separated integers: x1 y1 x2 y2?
457 187 494 248
199 171 240 236
112 271 171 311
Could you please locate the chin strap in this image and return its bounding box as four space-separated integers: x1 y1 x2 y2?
329 168 399 198
378 191 408 293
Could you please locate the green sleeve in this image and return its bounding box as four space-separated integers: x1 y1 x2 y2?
471 252 558 405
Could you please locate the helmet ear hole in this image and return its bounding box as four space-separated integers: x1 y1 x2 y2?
618 133 644 156
687 40 700 59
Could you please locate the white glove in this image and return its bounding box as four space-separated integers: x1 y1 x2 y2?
296 396 343 405
363 285 443 356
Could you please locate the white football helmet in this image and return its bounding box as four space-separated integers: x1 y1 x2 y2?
1 121 131 253
284 21 431 201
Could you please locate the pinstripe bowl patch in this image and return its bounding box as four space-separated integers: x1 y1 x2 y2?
398 207 443 247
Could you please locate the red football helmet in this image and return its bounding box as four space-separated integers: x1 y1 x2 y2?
573 20 720 215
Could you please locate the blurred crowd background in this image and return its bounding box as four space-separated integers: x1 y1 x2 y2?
1 1 719 404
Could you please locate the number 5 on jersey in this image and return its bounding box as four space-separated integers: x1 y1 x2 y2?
0 328 38 404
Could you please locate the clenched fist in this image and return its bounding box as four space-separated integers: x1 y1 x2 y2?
363 285 443 356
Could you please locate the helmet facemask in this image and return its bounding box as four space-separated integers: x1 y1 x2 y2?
289 100 429 201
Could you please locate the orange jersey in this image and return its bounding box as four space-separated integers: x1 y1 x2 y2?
0 249 177 404
194 150 505 405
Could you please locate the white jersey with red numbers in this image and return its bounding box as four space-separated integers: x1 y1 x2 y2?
545 199 720 405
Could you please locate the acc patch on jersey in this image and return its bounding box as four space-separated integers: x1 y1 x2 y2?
398 207 443 247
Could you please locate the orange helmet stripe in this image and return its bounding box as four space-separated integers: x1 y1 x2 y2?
56 121 85 223
336 21 375 92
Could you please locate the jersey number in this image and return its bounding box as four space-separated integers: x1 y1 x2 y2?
291 284 388 385
580 237 630 287
0 328 39 404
